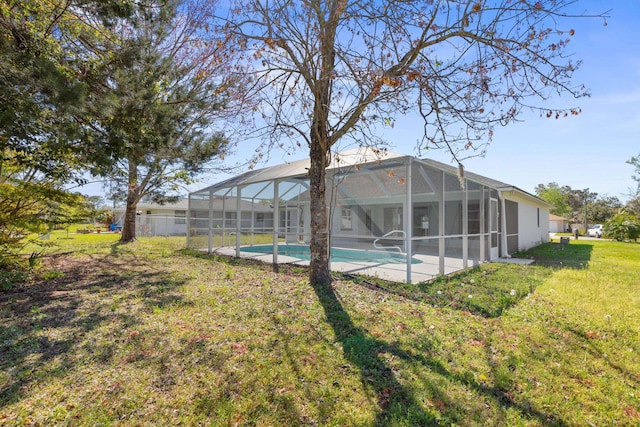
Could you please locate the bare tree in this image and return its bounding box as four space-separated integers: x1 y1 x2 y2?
222 0 606 285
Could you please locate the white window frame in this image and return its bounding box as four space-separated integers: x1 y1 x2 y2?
175 210 186 224
341 207 353 230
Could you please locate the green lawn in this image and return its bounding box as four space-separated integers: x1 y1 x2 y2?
1 233 639 425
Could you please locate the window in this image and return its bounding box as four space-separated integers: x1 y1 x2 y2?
467 201 480 235
537 208 540 228
341 207 352 230
225 211 237 227
383 207 403 233
175 210 186 224
445 201 463 236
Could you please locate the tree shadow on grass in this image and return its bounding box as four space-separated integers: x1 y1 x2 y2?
311 280 437 425
110 239 140 259
345 262 555 319
311 280 567 425
565 326 640 388
514 242 594 269
186 251 568 423
0 254 188 409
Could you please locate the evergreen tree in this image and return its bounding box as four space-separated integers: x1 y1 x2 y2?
84 0 235 242
0 0 130 265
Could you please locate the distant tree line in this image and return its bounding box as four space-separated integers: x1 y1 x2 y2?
534 183 622 225
536 155 640 241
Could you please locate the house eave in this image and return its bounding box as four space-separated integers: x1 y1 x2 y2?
496 186 553 209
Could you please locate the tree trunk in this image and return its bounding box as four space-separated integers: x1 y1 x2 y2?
120 161 139 242
308 138 332 285
120 194 139 242
307 2 338 285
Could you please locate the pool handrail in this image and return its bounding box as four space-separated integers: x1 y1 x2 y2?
373 230 406 253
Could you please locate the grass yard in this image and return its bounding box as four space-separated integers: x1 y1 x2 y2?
1 233 639 425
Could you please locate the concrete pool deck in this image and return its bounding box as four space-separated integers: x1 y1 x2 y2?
208 246 483 283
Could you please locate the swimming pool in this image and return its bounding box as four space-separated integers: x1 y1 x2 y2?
240 244 422 264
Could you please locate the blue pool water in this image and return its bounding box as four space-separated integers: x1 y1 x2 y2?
240 244 422 264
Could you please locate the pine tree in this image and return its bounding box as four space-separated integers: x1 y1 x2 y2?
84 0 233 242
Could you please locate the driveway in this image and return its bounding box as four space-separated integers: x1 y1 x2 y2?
549 233 608 241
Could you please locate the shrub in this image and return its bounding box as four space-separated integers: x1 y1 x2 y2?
0 269 30 291
605 212 640 241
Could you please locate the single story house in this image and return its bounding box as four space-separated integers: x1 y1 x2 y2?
114 197 276 238
187 148 551 283
113 199 191 236
549 214 569 233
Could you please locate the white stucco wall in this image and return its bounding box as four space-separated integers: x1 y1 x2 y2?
113 208 187 236
549 220 561 233
502 191 550 252
146 211 187 235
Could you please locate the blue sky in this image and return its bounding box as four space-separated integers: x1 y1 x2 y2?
82 1 640 203
436 0 640 202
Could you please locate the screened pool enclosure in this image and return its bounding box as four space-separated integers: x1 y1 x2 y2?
188 149 550 283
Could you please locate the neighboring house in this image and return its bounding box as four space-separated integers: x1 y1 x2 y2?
113 199 190 237
114 197 277 238
188 148 551 283
549 214 569 233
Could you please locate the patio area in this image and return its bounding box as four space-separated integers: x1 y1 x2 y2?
204 243 468 283
188 148 548 283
